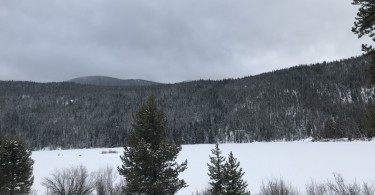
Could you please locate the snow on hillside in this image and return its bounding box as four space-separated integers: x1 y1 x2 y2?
32 141 375 194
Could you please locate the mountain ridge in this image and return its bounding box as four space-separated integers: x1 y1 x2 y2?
69 76 161 86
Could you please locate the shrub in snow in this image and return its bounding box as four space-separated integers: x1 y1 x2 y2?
259 178 299 195
42 165 124 195
101 149 118 154
93 166 123 195
306 173 375 195
42 165 94 195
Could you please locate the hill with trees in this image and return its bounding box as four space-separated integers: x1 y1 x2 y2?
0 56 373 149
69 76 161 86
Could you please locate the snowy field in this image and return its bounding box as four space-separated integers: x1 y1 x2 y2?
32 141 375 194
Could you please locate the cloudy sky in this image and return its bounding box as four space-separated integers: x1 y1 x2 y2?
0 0 368 83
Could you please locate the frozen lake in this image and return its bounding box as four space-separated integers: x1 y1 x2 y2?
32 140 375 194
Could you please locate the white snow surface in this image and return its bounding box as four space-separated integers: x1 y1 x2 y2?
32 141 375 194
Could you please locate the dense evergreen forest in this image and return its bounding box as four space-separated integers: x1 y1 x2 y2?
0 56 374 149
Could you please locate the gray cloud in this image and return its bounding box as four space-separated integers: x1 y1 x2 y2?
0 0 367 83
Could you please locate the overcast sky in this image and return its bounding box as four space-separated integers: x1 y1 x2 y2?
0 0 368 83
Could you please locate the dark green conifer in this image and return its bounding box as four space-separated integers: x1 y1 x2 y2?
0 138 34 195
352 0 375 134
207 143 226 194
222 152 250 195
352 0 375 55
118 95 187 195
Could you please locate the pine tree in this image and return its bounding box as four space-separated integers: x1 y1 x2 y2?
352 0 375 54
222 152 250 195
0 138 34 195
118 95 187 195
207 143 226 194
352 0 375 133
353 0 375 84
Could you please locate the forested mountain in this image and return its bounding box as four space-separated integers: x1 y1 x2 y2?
69 76 160 86
0 56 374 149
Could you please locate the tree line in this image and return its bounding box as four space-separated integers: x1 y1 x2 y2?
0 55 373 149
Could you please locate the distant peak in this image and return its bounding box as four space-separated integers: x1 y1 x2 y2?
69 76 161 86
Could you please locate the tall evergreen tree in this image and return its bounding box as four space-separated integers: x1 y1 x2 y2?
118 95 187 195
207 143 226 194
222 152 250 195
352 0 375 134
0 138 34 195
353 0 375 83
352 0 375 51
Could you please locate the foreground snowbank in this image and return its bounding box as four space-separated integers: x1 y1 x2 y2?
32 141 375 194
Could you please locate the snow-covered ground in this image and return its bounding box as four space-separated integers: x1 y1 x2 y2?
32 141 375 194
